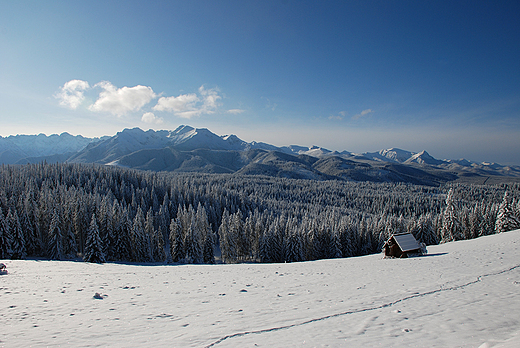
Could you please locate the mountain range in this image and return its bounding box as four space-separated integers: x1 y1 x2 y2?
2 125 519 186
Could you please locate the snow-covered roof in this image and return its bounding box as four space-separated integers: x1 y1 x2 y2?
392 233 421 252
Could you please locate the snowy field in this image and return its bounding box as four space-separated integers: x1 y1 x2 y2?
2 230 520 348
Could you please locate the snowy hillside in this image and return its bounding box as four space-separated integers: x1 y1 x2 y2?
2 230 520 347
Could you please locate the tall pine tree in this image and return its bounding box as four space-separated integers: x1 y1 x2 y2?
47 209 63 260
84 214 106 263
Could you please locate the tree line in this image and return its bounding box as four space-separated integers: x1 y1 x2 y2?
0 163 519 263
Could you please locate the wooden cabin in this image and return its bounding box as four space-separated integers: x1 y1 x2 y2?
383 233 422 258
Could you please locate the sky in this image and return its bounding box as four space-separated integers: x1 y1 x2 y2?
1 1 519 165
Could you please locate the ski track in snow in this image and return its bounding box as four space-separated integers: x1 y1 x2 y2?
204 264 520 347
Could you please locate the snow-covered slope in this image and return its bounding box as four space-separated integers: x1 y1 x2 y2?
2 230 520 347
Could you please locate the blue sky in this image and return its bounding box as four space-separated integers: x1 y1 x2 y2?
1 1 520 164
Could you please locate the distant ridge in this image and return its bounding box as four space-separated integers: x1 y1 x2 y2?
1 126 519 185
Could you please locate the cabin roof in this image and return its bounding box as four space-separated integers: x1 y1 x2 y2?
391 233 421 252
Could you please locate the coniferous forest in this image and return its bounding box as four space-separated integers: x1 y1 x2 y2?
1 163 519 264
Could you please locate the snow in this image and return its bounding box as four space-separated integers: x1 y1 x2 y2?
1 231 520 347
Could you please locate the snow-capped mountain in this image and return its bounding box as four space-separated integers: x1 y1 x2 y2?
2 126 519 185
0 132 101 164
361 148 415 163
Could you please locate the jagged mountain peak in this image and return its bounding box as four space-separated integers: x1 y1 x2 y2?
405 150 444 165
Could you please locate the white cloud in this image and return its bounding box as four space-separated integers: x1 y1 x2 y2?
199 85 221 110
227 109 246 114
56 80 223 120
154 93 199 114
352 109 373 120
141 112 163 124
89 81 156 116
55 79 90 109
153 85 221 119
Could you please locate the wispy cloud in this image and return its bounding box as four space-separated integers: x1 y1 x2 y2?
54 79 90 109
329 111 346 120
89 81 156 116
352 109 373 120
227 109 246 114
141 112 163 124
262 97 277 111
153 85 221 119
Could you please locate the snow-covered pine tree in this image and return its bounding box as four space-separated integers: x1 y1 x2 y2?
9 209 26 259
47 209 63 260
22 191 42 255
468 203 483 239
195 204 215 264
153 226 166 263
219 209 236 263
63 226 78 259
306 221 320 261
252 210 265 260
84 213 106 263
441 188 464 243
375 214 389 252
495 191 520 233
100 197 116 260
169 218 184 262
144 209 156 262
156 204 170 247
132 207 149 262
184 214 203 264
20 208 40 256
243 213 255 261
0 208 12 259
203 229 216 264
116 208 133 261
231 210 248 261
257 229 270 263
284 218 304 263
410 213 438 246
73 198 88 255
331 229 342 259
270 217 285 263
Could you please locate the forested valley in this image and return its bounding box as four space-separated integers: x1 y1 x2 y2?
1 163 519 264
